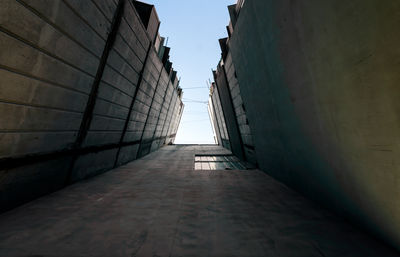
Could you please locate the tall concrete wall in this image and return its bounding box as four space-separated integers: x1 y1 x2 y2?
0 0 183 212
208 98 222 145
223 52 257 165
213 61 245 161
210 37 257 165
226 0 400 249
210 83 230 150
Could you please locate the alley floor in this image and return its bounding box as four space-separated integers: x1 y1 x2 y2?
0 145 398 257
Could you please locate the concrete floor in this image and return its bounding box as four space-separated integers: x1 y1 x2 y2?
0 145 398 257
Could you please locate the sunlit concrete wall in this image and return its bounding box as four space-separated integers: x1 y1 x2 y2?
0 0 183 212
227 0 400 249
208 98 221 145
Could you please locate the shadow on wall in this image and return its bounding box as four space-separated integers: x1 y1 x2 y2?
210 0 400 251
0 0 183 212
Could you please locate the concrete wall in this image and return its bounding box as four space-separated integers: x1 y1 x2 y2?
208 98 222 145
165 89 184 145
214 62 245 161
210 83 231 150
223 52 257 165
227 0 400 249
0 0 183 212
210 42 257 164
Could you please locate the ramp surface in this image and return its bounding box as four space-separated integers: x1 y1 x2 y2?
0 145 397 256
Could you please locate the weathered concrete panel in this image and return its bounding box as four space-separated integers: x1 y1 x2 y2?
122 0 150 50
0 156 72 212
64 0 111 40
0 103 82 131
118 19 147 62
101 66 135 96
0 0 100 76
70 148 118 182
116 143 139 165
93 99 129 120
0 69 88 113
229 0 400 249
89 115 125 132
97 82 132 108
214 63 244 160
92 0 116 21
0 32 94 94
83 132 122 147
106 49 139 86
113 34 143 74
0 0 183 214
123 131 143 143
20 0 105 57
0 132 76 158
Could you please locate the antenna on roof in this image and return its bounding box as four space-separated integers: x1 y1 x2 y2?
165 37 169 47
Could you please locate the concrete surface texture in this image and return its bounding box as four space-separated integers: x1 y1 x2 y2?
0 0 183 212
223 51 257 165
209 83 231 150
0 145 398 257
225 0 400 249
213 61 245 162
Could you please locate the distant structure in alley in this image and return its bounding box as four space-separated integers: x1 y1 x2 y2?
0 0 183 212
209 0 400 251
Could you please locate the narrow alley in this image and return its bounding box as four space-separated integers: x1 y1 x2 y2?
1 0 400 256
0 145 398 256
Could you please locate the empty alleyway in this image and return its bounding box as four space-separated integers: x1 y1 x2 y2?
0 145 398 257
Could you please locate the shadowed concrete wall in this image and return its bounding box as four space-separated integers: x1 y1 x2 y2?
213 61 245 161
0 0 183 212
216 49 257 165
210 83 231 150
208 97 222 145
228 0 400 249
224 52 257 165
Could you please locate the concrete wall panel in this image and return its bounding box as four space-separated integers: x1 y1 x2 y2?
92 0 116 21
228 0 400 249
116 144 139 166
0 32 94 94
0 0 183 213
20 0 105 57
0 0 100 76
64 0 110 40
0 69 88 113
0 156 73 213
0 132 76 158
70 148 118 182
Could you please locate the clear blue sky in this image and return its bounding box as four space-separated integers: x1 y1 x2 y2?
145 0 235 144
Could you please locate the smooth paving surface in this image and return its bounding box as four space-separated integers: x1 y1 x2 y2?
0 145 398 257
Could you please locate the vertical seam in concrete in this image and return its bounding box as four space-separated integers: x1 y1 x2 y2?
172 103 184 141
65 0 125 185
157 83 177 148
210 93 223 146
152 21 161 45
214 84 231 148
136 64 165 159
222 65 246 161
114 41 153 167
149 75 172 149
165 91 179 144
